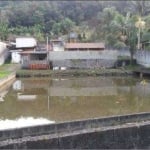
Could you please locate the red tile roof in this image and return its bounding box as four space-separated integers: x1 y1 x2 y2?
65 43 105 49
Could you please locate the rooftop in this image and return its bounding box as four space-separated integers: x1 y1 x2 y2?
65 43 105 49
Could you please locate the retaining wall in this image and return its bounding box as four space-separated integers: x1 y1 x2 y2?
0 73 16 88
12 121 149 149
49 50 118 68
0 113 150 149
51 59 116 68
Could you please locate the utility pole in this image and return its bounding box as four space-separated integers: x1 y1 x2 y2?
46 35 49 69
135 17 145 50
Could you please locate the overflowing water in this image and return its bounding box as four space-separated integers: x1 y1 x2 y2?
0 76 150 129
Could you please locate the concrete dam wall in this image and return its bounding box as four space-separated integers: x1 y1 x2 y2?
0 112 150 149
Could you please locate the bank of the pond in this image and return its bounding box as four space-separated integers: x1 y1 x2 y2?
0 64 19 88
0 73 16 88
16 68 133 78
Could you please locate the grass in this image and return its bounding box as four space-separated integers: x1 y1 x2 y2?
0 71 10 78
0 64 14 79
117 56 130 60
124 64 140 70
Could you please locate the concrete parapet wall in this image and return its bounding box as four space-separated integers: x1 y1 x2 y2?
52 59 116 68
0 115 150 149
49 50 117 68
49 50 118 60
0 113 150 143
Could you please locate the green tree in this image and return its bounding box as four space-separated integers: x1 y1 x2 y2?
0 22 9 40
60 18 75 34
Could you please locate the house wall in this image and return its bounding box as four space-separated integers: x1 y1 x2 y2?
21 54 49 69
136 50 150 67
53 46 64 51
16 38 37 48
0 42 8 65
11 52 21 63
66 48 104 51
49 50 117 60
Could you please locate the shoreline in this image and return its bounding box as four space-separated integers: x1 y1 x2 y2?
0 73 16 89
16 68 133 78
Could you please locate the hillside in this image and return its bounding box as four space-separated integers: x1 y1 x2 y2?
0 1 150 49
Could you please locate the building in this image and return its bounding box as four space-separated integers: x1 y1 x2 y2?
20 50 49 69
8 37 50 69
8 37 37 64
0 42 9 66
68 32 78 43
65 43 105 51
10 49 22 63
50 39 64 51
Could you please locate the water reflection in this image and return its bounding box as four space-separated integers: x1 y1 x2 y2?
17 93 37 101
0 76 150 126
0 117 54 130
0 91 8 102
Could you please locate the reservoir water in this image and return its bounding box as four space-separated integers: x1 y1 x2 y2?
0 76 150 129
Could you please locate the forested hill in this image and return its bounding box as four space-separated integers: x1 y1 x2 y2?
0 1 150 49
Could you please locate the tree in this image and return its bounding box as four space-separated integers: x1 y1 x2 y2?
60 18 75 34
0 22 9 40
124 15 139 64
128 1 150 16
52 22 61 36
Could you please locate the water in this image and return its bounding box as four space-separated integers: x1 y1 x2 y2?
0 76 150 129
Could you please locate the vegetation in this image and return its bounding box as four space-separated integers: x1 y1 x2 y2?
0 71 10 78
0 1 150 60
16 68 132 78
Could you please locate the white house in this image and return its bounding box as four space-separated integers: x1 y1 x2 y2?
15 37 37 48
0 42 8 66
9 37 37 64
9 37 37 49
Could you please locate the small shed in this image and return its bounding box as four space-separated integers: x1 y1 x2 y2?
65 43 105 51
68 32 78 43
20 50 49 69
